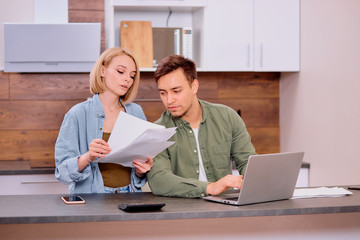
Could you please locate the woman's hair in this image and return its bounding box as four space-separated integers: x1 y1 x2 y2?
154 55 197 86
89 47 140 104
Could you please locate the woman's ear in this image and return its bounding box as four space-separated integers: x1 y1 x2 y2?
100 65 105 78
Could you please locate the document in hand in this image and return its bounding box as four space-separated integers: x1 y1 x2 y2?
96 111 176 167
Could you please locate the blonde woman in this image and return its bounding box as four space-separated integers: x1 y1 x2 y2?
55 47 153 194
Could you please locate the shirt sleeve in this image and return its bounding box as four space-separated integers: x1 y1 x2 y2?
147 149 208 198
228 108 256 175
130 167 147 191
54 113 92 187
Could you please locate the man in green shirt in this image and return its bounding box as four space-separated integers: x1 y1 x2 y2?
147 55 256 198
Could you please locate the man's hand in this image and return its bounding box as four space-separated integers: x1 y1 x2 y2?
206 175 243 196
133 156 153 178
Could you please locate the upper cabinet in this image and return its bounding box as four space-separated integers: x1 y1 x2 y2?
254 0 300 72
105 0 299 72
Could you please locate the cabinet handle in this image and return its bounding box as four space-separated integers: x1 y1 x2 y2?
260 43 263 68
21 180 59 184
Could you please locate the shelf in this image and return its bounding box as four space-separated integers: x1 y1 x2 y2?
105 0 205 68
112 0 206 11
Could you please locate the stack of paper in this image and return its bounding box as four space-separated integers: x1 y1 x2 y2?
292 187 353 199
97 112 176 167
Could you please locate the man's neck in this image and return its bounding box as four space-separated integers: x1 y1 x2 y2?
181 99 202 129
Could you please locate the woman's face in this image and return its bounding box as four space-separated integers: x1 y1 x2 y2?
101 54 136 97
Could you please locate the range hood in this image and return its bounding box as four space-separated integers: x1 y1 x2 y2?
4 23 101 73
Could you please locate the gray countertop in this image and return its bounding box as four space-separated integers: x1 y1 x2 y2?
1 188 359 224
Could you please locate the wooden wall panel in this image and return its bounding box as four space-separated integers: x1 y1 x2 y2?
215 99 279 127
217 72 279 99
248 127 280 154
134 101 165 123
68 0 104 11
0 71 9 99
0 100 80 130
0 130 58 165
10 73 92 100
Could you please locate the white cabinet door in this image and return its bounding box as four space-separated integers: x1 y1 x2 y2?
254 0 299 71
203 0 254 71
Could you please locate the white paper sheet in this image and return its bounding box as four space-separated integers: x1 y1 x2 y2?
97 112 176 167
292 187 353 199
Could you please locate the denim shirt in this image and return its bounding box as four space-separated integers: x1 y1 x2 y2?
55 94 147 194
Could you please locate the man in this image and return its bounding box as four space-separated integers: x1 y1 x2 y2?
147 55 256 198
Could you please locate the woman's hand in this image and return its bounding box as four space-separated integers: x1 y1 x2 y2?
78 139 111 172
87 139 111 162
133 156 153 178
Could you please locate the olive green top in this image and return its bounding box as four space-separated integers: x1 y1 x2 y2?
98 132 131 188
148 100 256 198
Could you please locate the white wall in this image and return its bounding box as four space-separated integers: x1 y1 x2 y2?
0 0 34 70
280 0 360 186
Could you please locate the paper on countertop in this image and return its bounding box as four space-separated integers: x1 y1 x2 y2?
292 187 353 199
97 111 176 167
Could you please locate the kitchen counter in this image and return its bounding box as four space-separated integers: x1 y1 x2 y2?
1 189 360 239
1 189 360 224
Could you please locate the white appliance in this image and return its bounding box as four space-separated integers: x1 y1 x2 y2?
4 23 101 72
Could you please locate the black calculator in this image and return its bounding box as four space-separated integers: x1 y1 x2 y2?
118 202 165 212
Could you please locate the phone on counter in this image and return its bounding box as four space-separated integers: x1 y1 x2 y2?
348 185 360 190
61 196 85 205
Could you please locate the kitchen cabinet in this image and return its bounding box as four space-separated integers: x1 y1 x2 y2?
204 0 299 71
254 0 300 71
203 0 254 71
0 174 68 195
105 0 299 72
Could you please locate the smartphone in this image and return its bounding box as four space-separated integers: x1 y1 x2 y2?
347 185 360 190
61 196 85 205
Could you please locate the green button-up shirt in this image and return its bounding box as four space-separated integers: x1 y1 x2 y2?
147 100 256 198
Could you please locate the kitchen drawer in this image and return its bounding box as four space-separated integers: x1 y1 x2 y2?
0 174 68 195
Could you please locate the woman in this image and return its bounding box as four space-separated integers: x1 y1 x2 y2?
55 47 153 194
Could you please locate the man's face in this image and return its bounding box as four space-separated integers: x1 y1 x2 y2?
157 68 198 118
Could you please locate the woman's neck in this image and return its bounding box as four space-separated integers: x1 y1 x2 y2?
99 92 122 112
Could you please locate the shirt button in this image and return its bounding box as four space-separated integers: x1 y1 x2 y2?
96 114 99 117
201 193 205 197
196 170 199 173
189 130 192 134
99 128 102 130
194 149 197 153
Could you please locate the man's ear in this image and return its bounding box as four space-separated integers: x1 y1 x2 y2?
192 79 199 94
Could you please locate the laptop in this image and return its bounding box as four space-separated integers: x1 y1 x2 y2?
203 152 304 206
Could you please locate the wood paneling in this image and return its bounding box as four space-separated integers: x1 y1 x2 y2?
0 100 80 130
0 72 9 99
0 130 58 165
10 73 92 100
248 127 280 154
215 99 279 127
68 0 104 11
134 100 165 123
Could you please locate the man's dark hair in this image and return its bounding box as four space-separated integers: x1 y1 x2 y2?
154 55 197 86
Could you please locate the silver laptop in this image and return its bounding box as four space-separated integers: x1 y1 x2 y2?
203 152 304 205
